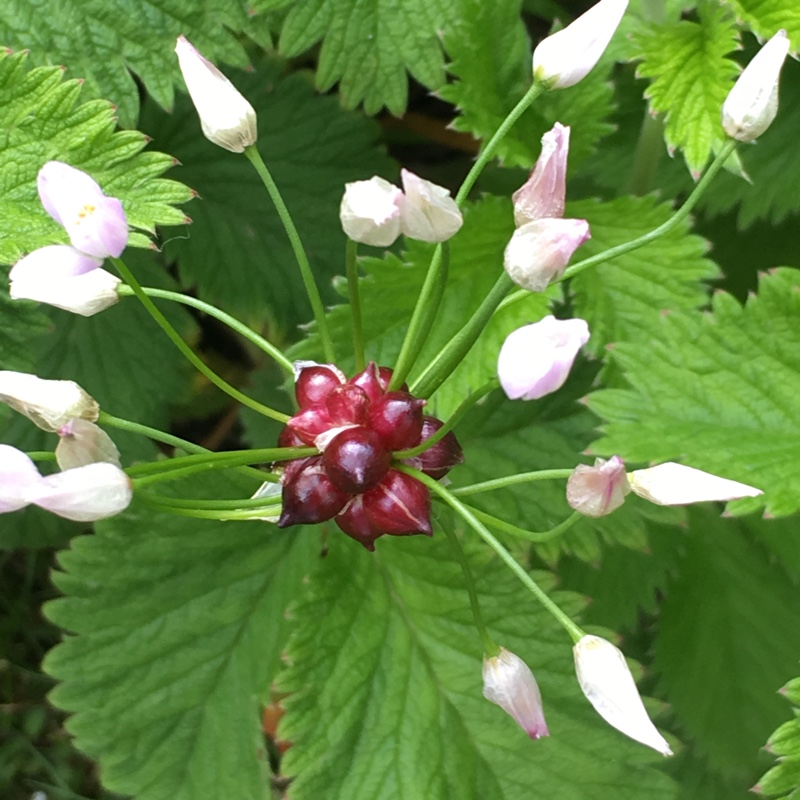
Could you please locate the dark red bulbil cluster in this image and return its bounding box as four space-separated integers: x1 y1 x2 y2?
277 362 464 550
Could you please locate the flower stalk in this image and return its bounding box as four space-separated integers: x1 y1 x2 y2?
345 238 366 372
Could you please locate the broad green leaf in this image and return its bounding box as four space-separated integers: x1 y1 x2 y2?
141 58 394 327
277 533 678 799
44 473 317 800
0 50 192 264
0 279 49 372
633 5 739 176
727 0 800 47
587 268 800 517
671 750 760 800
757 677 800 798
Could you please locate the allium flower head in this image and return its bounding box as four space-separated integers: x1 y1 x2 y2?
340 177 404 246
513 123 570 225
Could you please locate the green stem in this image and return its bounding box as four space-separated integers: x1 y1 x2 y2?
345 238 366 371
25 451 56 462
463 505 583 543
110 258 290 423
137 493 282 521
625 112 665 196
452 469 574 498
401 465 584 642
141 494 281 510
244 145 336 364
117 285 293 374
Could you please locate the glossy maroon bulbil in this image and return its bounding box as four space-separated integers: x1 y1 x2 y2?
276 362 464 550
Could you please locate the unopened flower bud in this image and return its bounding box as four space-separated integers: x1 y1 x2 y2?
399 169 463 243
533 0 628 89
498 316 590 400
504 218 590 292
483 647 549 740
574 635 672 755
56 419 121 471
722 30 789 143
513 123 570 225
175 35 257 153
0 445 44 513
567 456 630 517
340 177 404 246
627 462 762 505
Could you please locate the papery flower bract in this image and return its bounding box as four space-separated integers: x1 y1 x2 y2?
533 0 628 89
513 123 570 225
10 245 121 316
504 218 590 292
574 635 672 756
175 35 257 153
340 177 404 246
722 30 789 143
498 316 590 400
37 162 128 259
0 371 99 432
627 462 762 505
567 456 631 517
56 419 121 471
399 169 463 243
0 445 44 513
483 647 549 740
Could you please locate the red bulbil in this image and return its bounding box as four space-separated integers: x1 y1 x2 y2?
278 426 305 449
277 457 350 527
415 416 465 480
295 364 345 408
322 427 390 494
360 470 432 537
347 362 385 403
286 404 333 445
326 384 370 426
335 495 382 550
368 391 426 450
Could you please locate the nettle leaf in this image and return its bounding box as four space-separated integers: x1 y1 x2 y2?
277 533 678 799
44 473 317 800
440 0 615 169
274 0 459 115
0 0 270 127
758 682 800 798
142 58 394 327
0 50 191 264
726 0 800 46
0 279 49 372
632 4 739 176
655 509 800 782
587 267 800 517
569 194 719 355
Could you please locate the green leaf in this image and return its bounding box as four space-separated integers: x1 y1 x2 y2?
587 268 800 517
0 50 192 265
632 5 739 176
757 677 800 797
141 58 394 327
44 473 317 800
277 533 678 799
726 0 800 47
0 278 49 372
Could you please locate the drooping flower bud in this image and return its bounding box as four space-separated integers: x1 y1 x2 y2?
55 419 121 471
37 162 129 259
573 635 672 756
0 371 99 432
399 169 463 243
498 316 590 401
340 177 404 246
513 123 570 226
175 35 257 153
504 218 590 292
567 456 631 517
0 445 44 513
414 416 464 480
722 30 790 143
482 647 549 740
9 245 121 316
627 462 762 505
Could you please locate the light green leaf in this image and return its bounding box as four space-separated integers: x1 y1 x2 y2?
757 675 800 797
726 0 800 47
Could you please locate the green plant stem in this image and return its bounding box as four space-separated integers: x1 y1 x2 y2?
110 258 290 423
141 494 281 510
452 469 574 497
25 451 56 462
127 445 314 476
625 112 665 196
401 465 584 642
117 285 293 374
244 145 336 363
137 493 281 521
464 505 583 543
345 238 366 371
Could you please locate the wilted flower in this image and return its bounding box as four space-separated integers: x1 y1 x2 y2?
55 419 121 471
399 169 463 243
567 456 630 517
513 123 570 225
175 35 257 153
340 177 404 246
504 218 590 292
533 0 628 89
574 635 672 756
627 462 762 505
483 647 549 740
498 316 590 400
722 29 790 143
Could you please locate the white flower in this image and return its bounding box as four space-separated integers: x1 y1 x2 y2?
574 635 672 755
175 35 257 153
567 456 631 517
0 445 44 513
340 177 404 246
56 419 121 471
627 462 762 505
399 169 463 243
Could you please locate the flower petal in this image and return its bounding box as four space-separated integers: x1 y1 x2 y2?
628 462 763 505
0 445 43 513
399 169 463 243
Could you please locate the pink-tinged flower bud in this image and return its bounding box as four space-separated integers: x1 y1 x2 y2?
399 169 463 243
37 162 128 259
504 218 590 292
368 391 426 451
483 648 549 740
55 419 121 471
322 427 391 494
533 0 628 89
498 316 590 401
722 29 789 143
0 445 44 513
278 457 351 527
10 245 121 316
627 462 762 505
175 35 257 153
513 123 570 225
340 177 404 246
574 635 672 756
293 361 346 408
414 416 464 480
567 456 631 517
0 371 99 432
